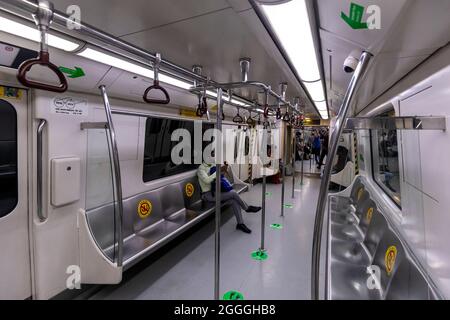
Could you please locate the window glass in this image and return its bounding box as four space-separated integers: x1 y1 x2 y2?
371 112 401 206
0 99 18 217
143 117 213 183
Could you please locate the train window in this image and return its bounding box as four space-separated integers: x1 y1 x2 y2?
0 99 18 218
371 112 401 206
244 135 250 156
143 117 212 183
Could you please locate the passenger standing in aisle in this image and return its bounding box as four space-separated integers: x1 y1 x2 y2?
312 132 321 166
318 129 329 170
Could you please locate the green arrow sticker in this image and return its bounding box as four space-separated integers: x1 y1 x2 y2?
341 2 368 29
270 223 283 230
223 291 244 300
283 204 294 209
251 250 268 261
59 66 86 78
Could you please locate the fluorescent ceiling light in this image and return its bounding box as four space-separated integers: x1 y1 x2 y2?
261 0 320 82
0 17 79 51
78 47 192 90
304 81 325 102
315 101 328 112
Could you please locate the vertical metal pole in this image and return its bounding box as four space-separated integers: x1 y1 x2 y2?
280 124 286 217
292 131 296 198
260 173 266 251
301 128 305 186
99 85 123 267
36 119 47 222
311 52 372 300
214 88 223 300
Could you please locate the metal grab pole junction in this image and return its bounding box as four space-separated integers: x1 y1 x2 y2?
214 88 223 300
310 52 372 300
99 85 124 267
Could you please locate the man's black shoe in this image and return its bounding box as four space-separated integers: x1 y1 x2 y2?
246 206 262 213
237 224 252 234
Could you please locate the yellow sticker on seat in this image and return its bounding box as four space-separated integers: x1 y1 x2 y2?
366 207 374 222
185 183 195 198
0 86 22 99
138 200 152 219
385 246 397 276
357 187 364 201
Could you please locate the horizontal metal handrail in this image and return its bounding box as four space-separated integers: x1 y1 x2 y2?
345 116 446 131
0 0 304 115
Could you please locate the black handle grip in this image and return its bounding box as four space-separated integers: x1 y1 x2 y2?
143 80 170 104
17 51 68 93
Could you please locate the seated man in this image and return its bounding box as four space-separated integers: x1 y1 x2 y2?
197 161 261 234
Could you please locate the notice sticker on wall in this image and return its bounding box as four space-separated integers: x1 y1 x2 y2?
51 96 88 116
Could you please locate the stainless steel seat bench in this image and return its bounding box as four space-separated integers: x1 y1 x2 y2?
327 180 437 300
86 173 249 268
328 227 406 300
329 178 365 209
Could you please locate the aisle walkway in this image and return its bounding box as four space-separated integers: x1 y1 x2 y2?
91 171 324 300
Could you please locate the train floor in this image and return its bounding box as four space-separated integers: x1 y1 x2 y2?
89 161 326 300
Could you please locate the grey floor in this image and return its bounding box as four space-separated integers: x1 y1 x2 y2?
91 160 327 300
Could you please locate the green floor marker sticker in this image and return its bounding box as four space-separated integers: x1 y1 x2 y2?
251 250 268 261
283 204 294 209
270 223 283 230
223 291 244 300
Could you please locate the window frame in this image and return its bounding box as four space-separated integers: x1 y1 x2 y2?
142 116 213 183
0 98 18 218
370 128 402 208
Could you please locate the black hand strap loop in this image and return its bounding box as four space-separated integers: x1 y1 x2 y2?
18 51 68 93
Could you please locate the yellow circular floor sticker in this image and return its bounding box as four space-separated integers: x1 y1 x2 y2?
185 183 195 198
357 187 364 201
138 200 152 219
366 207 374 222
385 246 397 276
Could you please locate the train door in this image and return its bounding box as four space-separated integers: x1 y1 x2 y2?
0 87 32 299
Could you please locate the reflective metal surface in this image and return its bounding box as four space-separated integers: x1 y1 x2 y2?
327 177 438 300
99 85 124 267
36 119 47 222
345 116 447 131
311 52 373 300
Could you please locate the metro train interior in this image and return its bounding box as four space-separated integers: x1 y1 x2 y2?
0 0 450 303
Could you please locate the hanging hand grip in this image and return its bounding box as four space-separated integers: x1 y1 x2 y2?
17 1 67 93
143 80 170 104
143 52 170 105
263 105 272 118
276 108 282 120
17 52 68 93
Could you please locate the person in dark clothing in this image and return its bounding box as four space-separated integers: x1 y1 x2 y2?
318 130 329 169
312 133 321 165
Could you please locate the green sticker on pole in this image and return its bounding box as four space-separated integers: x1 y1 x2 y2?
270 223 283 230
251 250 268 261
283 204 294 209
223 291 244 300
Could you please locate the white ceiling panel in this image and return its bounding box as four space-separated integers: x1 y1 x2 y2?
52 0 230 36
120 7 314 113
